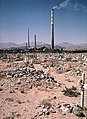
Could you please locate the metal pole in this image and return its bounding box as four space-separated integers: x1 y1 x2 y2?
85 74 87 119
81 72 85 109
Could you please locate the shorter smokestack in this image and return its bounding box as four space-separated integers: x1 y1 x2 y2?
26 42 27 49
34 34 36 50
28 28 30 48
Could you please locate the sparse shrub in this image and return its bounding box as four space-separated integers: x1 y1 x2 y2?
41 99 52 108
62 86 80 97
3 117 10 119
11 112 15 119
71 86 77 90
3 112 15 119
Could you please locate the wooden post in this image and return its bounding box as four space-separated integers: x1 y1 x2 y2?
81 72 85 109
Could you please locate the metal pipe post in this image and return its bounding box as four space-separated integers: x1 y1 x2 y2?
81 72 85 109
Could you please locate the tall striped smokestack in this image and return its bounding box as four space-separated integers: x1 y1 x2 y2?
28 28 30 48
51 9 54 50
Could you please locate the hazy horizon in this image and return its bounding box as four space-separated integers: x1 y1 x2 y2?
0 0 87 44
0 41 87 45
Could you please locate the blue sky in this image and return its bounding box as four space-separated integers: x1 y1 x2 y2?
0 0 87 44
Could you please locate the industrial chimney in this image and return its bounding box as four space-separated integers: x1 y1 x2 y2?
28 28 30 48
51 8 54 50
26 42 27 49
34 34 36 50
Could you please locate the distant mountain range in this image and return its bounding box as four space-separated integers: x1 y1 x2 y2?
0 42 87 50
58 42 87 48
0 42 20 49
0 42 50 49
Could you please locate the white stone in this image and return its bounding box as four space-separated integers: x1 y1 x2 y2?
84 84 87 90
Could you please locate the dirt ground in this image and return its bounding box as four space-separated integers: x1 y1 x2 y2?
0 53 87 119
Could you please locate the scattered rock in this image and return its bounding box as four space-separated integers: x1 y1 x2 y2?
5 98 14 102
29 85 32 89
0 88 3 91
17 79 21 84
56 103 61 108
73 105 85 117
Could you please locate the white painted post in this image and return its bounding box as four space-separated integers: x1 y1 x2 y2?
81 72 85 109
24 56 28 63
86 74 87 119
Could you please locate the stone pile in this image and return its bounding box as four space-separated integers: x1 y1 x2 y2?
0 63 60 91
70 70 82 76
34 102 85 118
60 103 85 117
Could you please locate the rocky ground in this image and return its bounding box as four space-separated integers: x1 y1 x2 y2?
0 53 87 119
